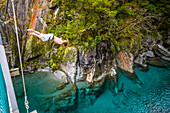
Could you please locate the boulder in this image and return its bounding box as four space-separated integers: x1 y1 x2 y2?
94 60 117 82
134 52 149 72
116 52 134 73
116 52 143 87
134 53 147 68
142 36 154 48
53 70 69 83
161 56 170 62
153 44 170 58
134 53 149 71
145 51 155 58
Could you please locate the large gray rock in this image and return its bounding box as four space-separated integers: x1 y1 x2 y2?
116 52 143 87
145 51 155 58
76 47 86 81
161 56 170 62
153 44 170 58
60 47 77 83
94 59 117 82
53 70 69 83
78 41 116 83
134 53 147 67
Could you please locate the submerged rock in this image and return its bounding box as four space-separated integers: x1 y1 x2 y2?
13 71 78 112
76 78 107 106
146 57 167 67
134 64 149 72
108 68 118 94
53 84 77 111
119 69 143 87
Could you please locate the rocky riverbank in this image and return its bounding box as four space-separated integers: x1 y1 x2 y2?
18 34 169 111
13 62 170 112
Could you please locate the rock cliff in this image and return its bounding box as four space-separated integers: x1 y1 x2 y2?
0 0 169 111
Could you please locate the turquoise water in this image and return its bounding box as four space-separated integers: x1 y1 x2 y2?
13 65 170 113
0 64 10 113
75 66 170 113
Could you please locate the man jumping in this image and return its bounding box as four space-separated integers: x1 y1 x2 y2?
27 29 69 46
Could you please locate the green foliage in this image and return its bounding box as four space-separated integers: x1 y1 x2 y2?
25 0 167 70
41 64 45 69
46 46 69 70
32 63 40 70
142 0 170 30
48 0 163 52
48 58 59 70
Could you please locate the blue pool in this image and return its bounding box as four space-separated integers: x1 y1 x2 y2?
74 65 170 113
13 65 170 113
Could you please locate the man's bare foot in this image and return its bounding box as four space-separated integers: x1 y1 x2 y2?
27 29 34 32
29 33 33 36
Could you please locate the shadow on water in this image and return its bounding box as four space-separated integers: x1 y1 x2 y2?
12 65 170 113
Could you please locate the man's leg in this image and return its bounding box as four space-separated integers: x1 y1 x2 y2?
29 32 43 40
33 30 41 35
27 29 41 35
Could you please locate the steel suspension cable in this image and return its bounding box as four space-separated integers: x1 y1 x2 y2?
11 0 29 113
